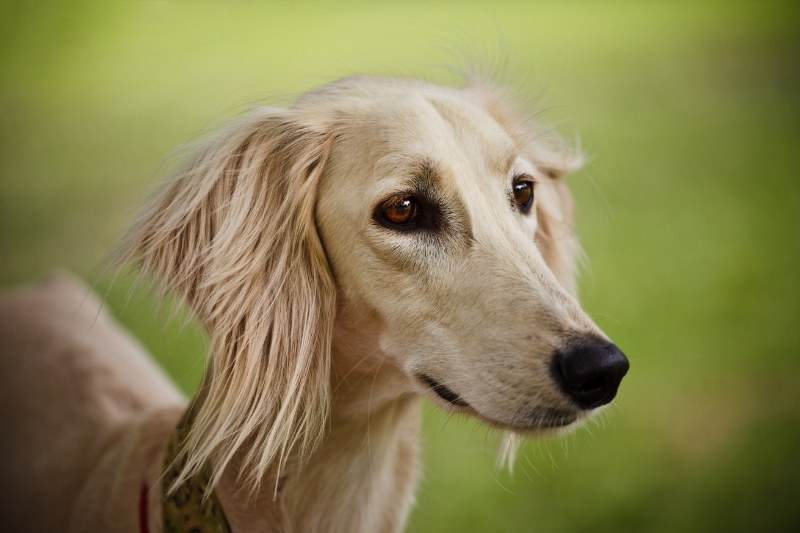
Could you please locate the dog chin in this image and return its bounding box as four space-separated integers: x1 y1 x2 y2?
417 373 583 434
471 407 583 435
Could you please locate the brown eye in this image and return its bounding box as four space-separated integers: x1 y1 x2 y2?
380 196 418 226
512 178 535 214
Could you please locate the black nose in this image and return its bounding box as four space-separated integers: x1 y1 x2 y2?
551 340 629 409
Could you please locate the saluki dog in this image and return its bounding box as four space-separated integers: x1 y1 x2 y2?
0 76 628 532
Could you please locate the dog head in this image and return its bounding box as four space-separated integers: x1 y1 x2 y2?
122 75 627 489
309 77 628 431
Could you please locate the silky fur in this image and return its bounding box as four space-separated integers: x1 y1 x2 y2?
0 76 615 532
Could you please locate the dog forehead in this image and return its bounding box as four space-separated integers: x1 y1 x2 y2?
334 92 516 187
386 92 513 165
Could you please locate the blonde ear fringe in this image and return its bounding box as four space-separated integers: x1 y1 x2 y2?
118 108 336 497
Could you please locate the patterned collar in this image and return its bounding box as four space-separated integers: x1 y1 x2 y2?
140 412 232 533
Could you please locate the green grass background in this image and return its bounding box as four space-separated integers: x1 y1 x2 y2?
2 1 799 531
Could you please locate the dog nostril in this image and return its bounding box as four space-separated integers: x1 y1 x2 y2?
580 376 604 393
551 340 629 410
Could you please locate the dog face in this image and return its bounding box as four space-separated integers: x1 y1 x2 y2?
124 76 628 491
313 78 628 431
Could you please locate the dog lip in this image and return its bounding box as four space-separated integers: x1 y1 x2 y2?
417 374 470 407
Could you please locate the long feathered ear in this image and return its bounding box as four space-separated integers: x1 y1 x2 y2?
119 108 336 492
464 79 584 296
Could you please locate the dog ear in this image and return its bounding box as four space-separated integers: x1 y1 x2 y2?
465 79 583 296
120 108 336 492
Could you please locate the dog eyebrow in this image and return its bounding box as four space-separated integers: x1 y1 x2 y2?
412 158 439 186
372 153 441 191
408 158 451 207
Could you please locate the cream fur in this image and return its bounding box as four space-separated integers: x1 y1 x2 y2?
0 76 617 532
0 271 184 532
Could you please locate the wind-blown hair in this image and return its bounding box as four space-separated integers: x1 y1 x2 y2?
119 108 336 493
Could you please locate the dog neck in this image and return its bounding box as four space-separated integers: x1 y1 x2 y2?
161 411 232 532
212 312 422 532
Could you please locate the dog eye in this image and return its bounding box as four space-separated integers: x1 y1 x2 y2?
512 177 535 214
377 195 419 227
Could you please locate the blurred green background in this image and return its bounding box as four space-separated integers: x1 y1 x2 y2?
2 1 799 531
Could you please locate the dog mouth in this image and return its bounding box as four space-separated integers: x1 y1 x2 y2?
418 374 470 407
417 374 579 430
